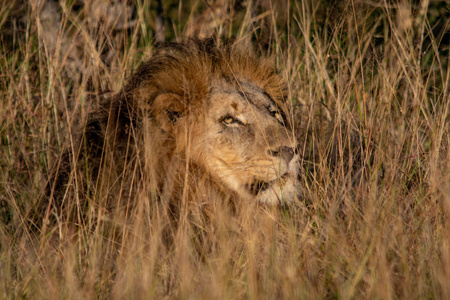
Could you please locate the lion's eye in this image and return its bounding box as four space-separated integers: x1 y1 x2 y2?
220 116 244 125
273 111 284 124
222 116 235 124
269 108 285 125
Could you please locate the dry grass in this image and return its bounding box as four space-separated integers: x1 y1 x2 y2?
1 0 448 299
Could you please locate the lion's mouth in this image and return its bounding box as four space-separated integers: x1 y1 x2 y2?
248 180 270 195
246 173 294 196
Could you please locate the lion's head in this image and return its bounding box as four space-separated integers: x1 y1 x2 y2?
123 39 300 205
49 38 300 211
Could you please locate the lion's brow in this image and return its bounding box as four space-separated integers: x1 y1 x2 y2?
237 90 255 106
210 87 256 106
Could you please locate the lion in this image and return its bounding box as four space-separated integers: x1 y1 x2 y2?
43 38 300 227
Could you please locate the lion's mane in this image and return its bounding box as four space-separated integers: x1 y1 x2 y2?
43 38 291 226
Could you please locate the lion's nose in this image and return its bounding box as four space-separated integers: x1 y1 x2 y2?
267 144 300 163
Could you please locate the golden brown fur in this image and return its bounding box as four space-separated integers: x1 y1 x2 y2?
44 38 300 227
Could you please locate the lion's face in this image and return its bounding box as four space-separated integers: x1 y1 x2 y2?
129 39 300 205
187 78 300 205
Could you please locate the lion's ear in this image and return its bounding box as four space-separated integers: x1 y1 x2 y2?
152 93 186 132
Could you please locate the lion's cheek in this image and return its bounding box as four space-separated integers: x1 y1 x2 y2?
207 159 246 195
247 159 288 182
200 147 249 193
